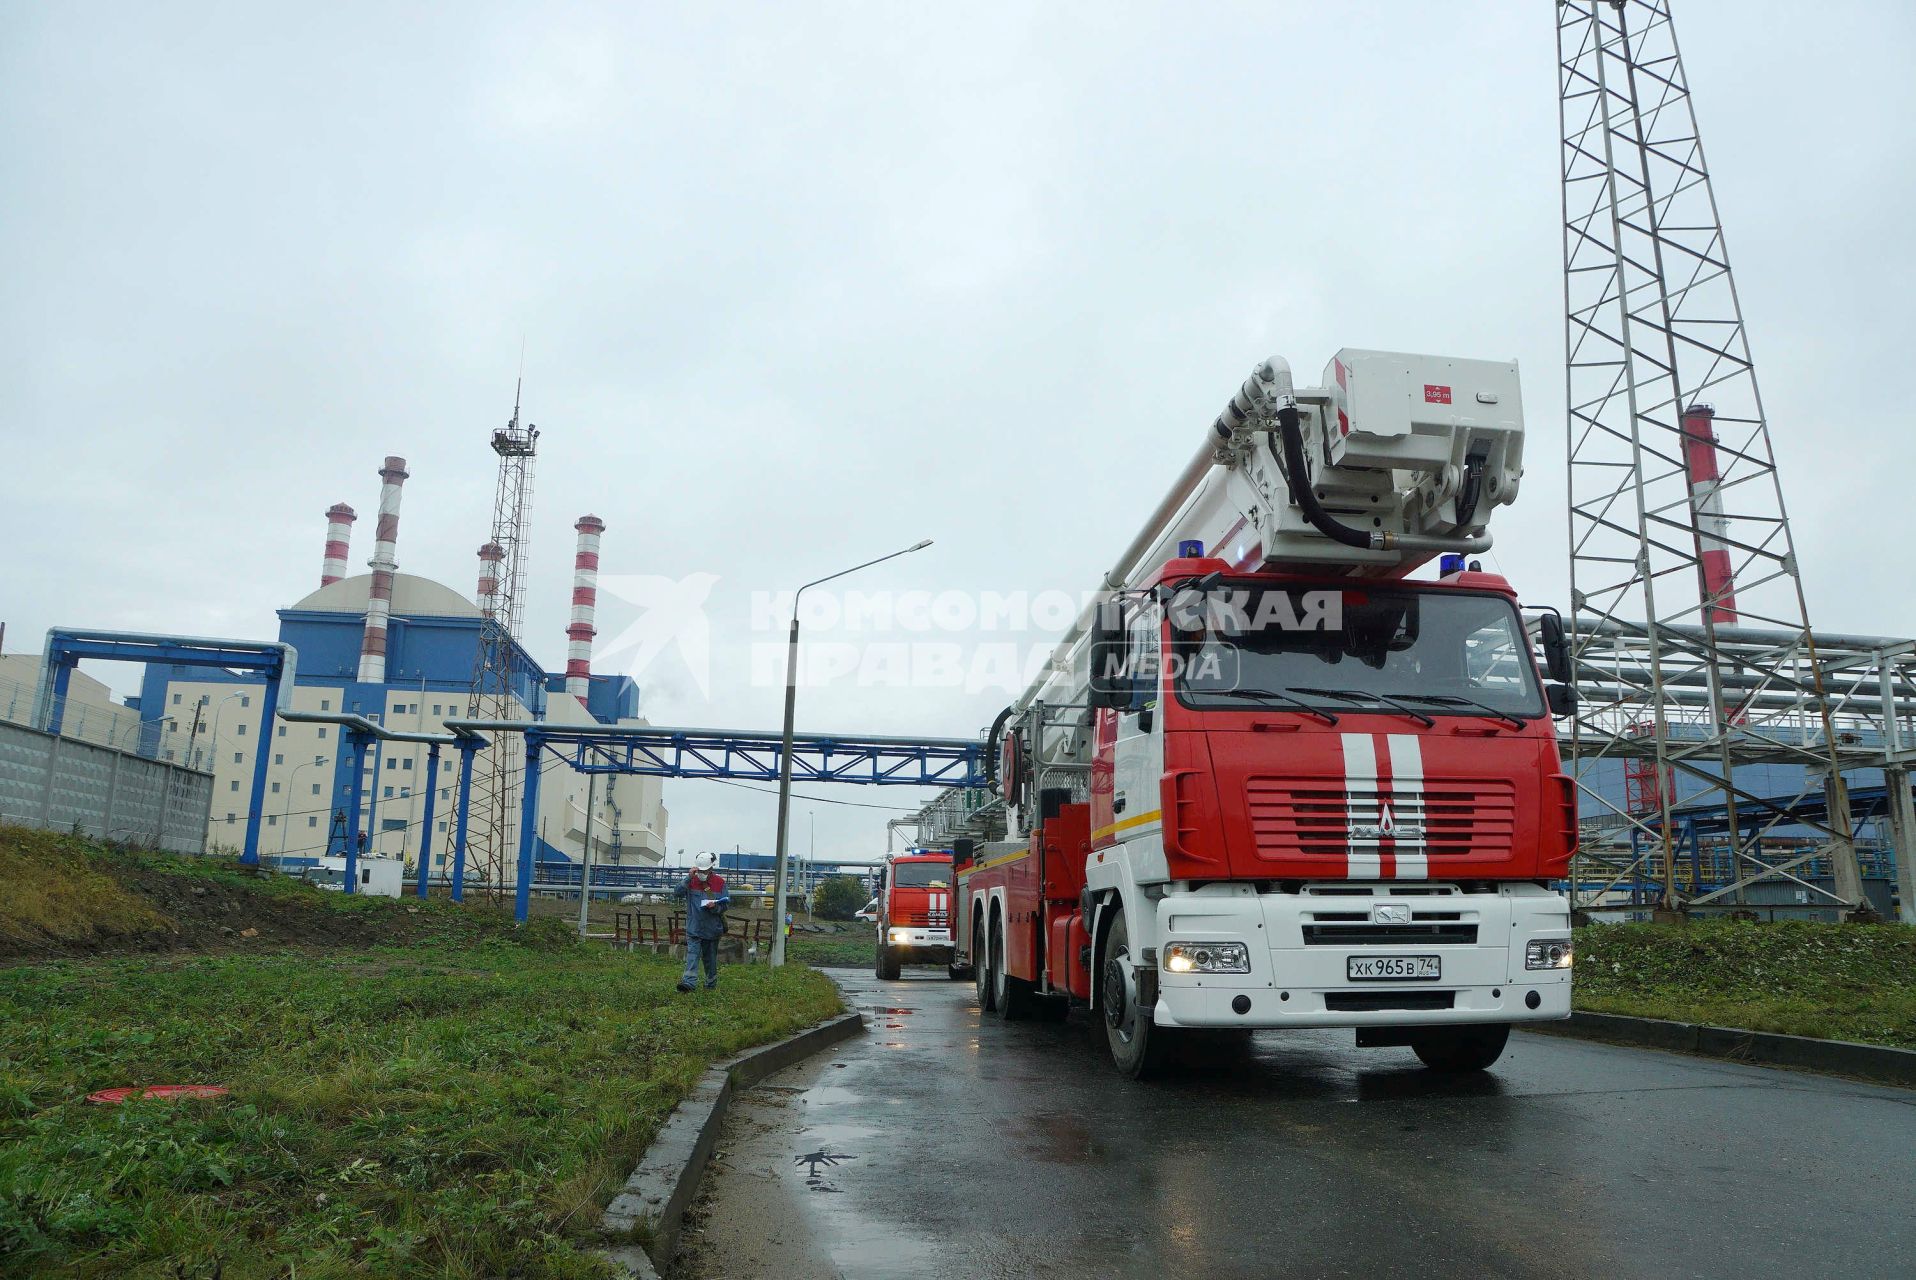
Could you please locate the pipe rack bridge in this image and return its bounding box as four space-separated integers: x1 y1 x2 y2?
437 718 989 923
444 719 989 788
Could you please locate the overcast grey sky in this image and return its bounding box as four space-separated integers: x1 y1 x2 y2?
4 1 1912 863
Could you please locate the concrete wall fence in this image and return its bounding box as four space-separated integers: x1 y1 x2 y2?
0 719 212 854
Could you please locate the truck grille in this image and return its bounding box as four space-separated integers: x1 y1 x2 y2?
1324 991 1455 1012
904 912 948 927
1246 778 1517 861
1302 923 1478 946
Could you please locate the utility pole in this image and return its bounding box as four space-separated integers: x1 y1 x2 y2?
185 697 207 771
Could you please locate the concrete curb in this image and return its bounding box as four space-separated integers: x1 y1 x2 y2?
598 1008 866 1274
1533 1011 1916 1089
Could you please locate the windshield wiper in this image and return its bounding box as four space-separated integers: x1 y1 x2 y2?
1389 692 1527 730
1213 688 1339 724
1286 687 1436 728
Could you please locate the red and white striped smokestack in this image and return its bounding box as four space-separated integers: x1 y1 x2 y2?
476 543 506 617
356 456 409 684
320 503 356 588
566 514 605 701
1680 404 1739 625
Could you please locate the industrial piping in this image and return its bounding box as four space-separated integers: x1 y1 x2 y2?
566 515 604 701
356 456 409 684
320 503 356 587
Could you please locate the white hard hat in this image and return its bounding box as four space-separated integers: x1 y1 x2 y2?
693 852 717 872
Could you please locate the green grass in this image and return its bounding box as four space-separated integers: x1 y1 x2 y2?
784 933 873 968
1573 920 1916 1049
0 944 841 1279
0 827 844 1279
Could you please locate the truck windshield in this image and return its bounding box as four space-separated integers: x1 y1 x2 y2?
891 862 951 888
1170 585 1544 718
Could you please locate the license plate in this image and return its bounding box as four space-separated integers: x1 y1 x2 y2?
1347 955 1440 981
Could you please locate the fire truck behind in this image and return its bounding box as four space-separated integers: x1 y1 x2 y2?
874 850 963 981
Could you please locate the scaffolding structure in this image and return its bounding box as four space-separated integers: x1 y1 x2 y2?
1556 0 1865 913
465 384 539 898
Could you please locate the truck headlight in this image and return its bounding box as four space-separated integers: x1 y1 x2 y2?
1525 938 1573 970
1163 941 1250 975
888 928 908 943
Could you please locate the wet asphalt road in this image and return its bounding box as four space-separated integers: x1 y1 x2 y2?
682 967 1916 1280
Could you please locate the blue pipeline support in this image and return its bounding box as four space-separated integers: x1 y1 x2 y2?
415 743 441 899
364 736 385 855
344 729 368 894
239 668 280 866
514 734 545 925
35 630 297 866
42 660 75 734
451 742 477 903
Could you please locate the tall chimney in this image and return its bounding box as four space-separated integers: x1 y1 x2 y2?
566 515 605 701
321 503 357 588
1679 404 1739 625
476 542 506 617
356 456 409 684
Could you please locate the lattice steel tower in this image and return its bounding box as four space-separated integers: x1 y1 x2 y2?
1558 0 1864 913
467 382 539 899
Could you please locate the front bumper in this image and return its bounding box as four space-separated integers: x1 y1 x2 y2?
1150 881 1572 1030
884 927 954 956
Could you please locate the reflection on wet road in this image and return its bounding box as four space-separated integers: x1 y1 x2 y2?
679 968 1916 1280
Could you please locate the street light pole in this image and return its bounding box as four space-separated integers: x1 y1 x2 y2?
768 538 932 966
278 755 327 870
207 690 245 769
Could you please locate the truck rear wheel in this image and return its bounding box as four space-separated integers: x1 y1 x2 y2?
875 935 902 981
991 915 1039 1021
1100 912 1172 1079
1411 1024 1509 1072
973 913 996 1012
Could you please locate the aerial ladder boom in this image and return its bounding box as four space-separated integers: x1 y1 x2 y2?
1021 348 1526 714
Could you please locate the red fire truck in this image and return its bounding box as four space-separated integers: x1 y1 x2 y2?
873 850 961 981
952 350 1578 1077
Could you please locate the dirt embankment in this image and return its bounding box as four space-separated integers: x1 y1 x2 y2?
0 824 536 962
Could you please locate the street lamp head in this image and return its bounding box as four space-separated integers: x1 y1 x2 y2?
907 539 933 552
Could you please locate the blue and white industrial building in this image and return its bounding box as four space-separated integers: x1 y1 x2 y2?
133 571 668 882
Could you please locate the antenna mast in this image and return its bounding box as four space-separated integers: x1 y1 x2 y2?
1557 0 1864 916
467 380 540 899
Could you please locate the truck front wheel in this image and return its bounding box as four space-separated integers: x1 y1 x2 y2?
1100 912 1172 1079
1411 1024 1509 1072
875 935 902 981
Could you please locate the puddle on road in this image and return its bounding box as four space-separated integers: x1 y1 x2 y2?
801 1086 860 1106
1019 1114 1114 1166
794 1145 858 1192
778 1127 940 1276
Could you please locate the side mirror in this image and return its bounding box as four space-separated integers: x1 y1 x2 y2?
1539 611 1573 685
1547 682 1578 719
1087 603 1127 709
